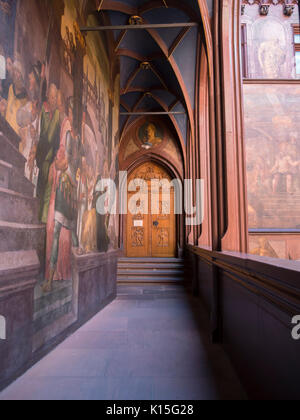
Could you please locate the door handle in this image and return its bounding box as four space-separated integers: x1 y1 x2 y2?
153 221 159 227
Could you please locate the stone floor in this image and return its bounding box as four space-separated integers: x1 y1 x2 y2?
0 285 247 400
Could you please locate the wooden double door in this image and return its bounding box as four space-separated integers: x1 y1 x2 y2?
126 162 176 258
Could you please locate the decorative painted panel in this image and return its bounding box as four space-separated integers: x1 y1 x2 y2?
244 83 300 230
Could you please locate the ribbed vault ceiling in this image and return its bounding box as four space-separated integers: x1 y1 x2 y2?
93 0 203 147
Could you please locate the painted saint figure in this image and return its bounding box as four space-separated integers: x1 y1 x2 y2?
80 161 98 254
17 62 42 188
143 123 162 147
36 83 61 223
5 60 27 133
43 97 81 293
44 102 75 285
271 143 300 194
258 39 286 79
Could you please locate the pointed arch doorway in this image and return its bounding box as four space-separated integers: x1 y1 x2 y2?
126 162 177 258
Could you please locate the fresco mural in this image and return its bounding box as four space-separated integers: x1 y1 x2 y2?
0 0 120 349
244 83 300 231
241 4 300 79
242 5 300 260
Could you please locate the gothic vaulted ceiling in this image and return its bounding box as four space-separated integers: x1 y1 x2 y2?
93 0 204 148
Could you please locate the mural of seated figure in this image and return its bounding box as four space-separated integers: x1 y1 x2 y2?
271 145 300 194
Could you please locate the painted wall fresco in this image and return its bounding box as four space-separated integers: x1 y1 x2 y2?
249 234 300 261
242 5 300 260
0 0 119 349
241 4 300 79
244 84 300 230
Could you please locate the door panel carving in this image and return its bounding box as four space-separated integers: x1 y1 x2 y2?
126 162 176 258
131 227 145 247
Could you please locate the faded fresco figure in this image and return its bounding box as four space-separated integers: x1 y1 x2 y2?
271 143 300 194
80 165 98 254
77 156 89 243
287 134 300 191
44 99 75 285
63 26 75 75
43 97 81 293
57 90 66 124
139 122 163 147
5 60 27 133
77 109 99 253
253 20 288 79
17 62 42 187
36 83 61 223
258 39 286 79
0 97 7 116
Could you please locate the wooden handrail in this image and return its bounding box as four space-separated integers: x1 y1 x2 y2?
187 245 300 318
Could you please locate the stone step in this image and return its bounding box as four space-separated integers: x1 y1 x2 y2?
0 131 26 172
0 187 40 224
118 269 184 277
117 257 185 284
0 220 45 254
118 262 184 270
0 160 34 196
118 257 183 264
117 276 185 284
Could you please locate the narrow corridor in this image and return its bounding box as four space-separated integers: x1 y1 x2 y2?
0 286 246 400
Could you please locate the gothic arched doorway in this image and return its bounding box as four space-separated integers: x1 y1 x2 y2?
126 162 176 258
